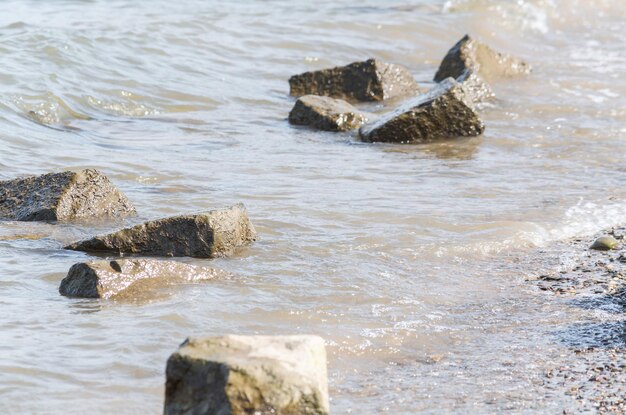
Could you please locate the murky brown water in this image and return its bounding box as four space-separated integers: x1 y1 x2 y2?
1 0 625 413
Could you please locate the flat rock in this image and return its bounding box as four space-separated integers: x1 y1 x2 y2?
65 204 255 258
288 95 369 131
59 259 230 299
0 169 135 222
289 58 420 102
359 78 484 144
164 335 329 415
434 34 531 83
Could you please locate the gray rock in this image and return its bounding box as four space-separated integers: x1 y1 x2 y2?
288 95 369 131
456 69 494 103
359 78 484 144
164 335 329 415
590 236 619 251
434 34 531 83
59 259 230 299
65 204 255 258
0 169 135 222
289 58 420 102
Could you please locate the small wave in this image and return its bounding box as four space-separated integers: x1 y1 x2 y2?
9 92 91 126
85 95 161 118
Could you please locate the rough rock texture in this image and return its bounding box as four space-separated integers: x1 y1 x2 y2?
59 259 230 299
289 58 420 102
164 335 329 415
288 95 369 131
359 78 484 144
456 69 494 103
434 34 531 83
0 169 135 222
65 204 255 258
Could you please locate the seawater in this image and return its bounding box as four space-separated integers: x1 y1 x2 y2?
0 0 625 413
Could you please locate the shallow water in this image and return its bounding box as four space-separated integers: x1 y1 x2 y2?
1 0 625 413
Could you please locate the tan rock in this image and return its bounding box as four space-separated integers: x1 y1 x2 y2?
164 335 329 415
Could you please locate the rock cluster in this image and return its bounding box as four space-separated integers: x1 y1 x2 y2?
164 335 329 415
287 34 529 141
0 169 135 222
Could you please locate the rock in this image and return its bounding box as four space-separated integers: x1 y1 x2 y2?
590 236 619 251
0 169 135 222
164 335 329 415
288 95 369 131
59 259 230 299
434 34 531 83
456 69 494 103
65 204 255 258
359 78 484 144
289 58 420 102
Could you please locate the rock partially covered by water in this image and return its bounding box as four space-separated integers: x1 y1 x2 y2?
590 236 619 251
289 58 420 102
288 95 369 131
0 169 135 222
164 335 329 415
59 259 229 299
359 78 484 144
434 34 531 83
65 204 255 258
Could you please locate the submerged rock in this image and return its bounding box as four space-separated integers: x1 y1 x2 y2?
59 259 229 299
289 58 420 102
434 34 531 83
288 95 369 131
65 204 255 258
359 78 484 144
590 236 619 251
0 169 135 222
164 335 329 415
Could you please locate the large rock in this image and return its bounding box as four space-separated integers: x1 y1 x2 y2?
65 204 255 258
359 78 484 144
164 335 329 415
289 58 420 102
434 34 531 83
0 169 135 222
288 95 369 132
59 259 230 299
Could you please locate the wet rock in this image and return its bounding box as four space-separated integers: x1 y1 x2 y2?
59 259 230 299
456 69 494 103
288 95 369 131
0 169 135 222
359 78 484 144
434 34 531 83
164 335 329 415
289 58 420 102
591 236 619 251
65 204 255 258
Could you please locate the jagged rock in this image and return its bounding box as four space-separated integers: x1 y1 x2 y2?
59 259 230 299
164 335 329 415
289 58 420 102
359 78 484 144
434 34 531 83
456 69 494 103
590 236 619 251
65 204 255 258
0 169 135 222
288 95 369 131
